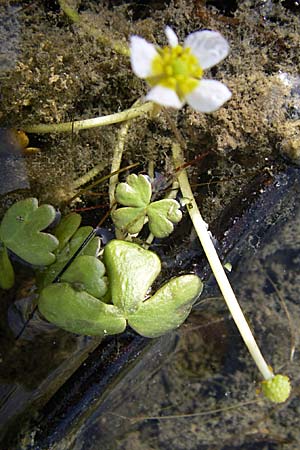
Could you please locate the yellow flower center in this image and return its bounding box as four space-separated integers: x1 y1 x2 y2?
147 45 203 99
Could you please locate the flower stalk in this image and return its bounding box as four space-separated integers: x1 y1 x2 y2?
172 142 273 381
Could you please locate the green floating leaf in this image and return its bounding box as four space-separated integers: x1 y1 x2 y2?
111 206 146 234
53 212 82 252
147 199 182 238
61 255 107 299
128 275 203 338
39 226 100 287
38 283 126 336
103 239 161 313
38 240 203 338
115 174 151 207
0 198 59 266
0 244 15 290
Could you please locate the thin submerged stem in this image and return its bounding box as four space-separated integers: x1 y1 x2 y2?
58 0 129 56
110 399 259 423
172 142 273 381
22 102 155 134
109 100 140 207
58 0 80 23
72 162 107 190
67 162 140 204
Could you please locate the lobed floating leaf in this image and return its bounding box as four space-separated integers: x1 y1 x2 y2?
39 226 100 287
147 199 182 238
0 198 59 266
104 240 202 336
128 274 202 337
39 283 126 336
52 212 82 252
111 206 146 234
103 239 161 312
115 173 151 207
38 240 202 339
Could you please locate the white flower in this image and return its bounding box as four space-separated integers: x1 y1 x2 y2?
130 26 231 113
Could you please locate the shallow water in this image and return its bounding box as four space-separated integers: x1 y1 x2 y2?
0 0 300 449
56 167 300 450
14 167 298 450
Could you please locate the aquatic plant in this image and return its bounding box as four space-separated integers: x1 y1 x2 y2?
0 198 59 289
111 173 182 237
39 240 202 337
128 28 291 403
0 198 202 338
15 20 292 402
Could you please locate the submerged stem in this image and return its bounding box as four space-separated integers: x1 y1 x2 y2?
22 102 155 134
109 99 143 207
58 0 80 23
58 0 129 56
172 142 273 381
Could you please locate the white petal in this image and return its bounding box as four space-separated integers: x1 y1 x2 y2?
145 86 184 109
184 30 229 70
165 26 178 47
130 36 158 78
186 79 231 113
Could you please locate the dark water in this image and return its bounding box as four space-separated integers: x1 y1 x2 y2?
9 167 297 450
67 168 300 450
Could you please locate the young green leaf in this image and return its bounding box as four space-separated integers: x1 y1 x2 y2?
147 199 182 238
112 174 183 238
0 198 59 266
115 173 151 207
38 283 126 336
111 206 146 234
52 212 82 252
128 274 202 337
0 244 15 290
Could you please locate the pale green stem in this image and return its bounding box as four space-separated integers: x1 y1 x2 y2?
58 0 80 23
79 15 129 57
109 121 131 207
22 102 155 134
58 0 129 56
63 162 107 203
109 100 144 240
72 162 106 190
172 142 274 381
109 98 144 207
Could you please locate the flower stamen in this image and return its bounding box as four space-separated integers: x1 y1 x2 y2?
147 45 203 100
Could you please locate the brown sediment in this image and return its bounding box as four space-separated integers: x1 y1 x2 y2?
0 0 299 219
